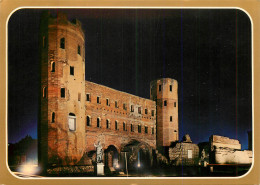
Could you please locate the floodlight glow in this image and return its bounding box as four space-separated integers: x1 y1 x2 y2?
20 164 38 175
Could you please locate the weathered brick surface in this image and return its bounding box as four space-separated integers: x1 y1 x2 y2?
39 12 179 169
150 78 179 149
169 142 199 166
85 81 157 153
39 12 86 167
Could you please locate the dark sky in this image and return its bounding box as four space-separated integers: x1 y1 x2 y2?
8 9 252 150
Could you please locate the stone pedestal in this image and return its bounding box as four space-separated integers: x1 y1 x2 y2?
96 163 104 176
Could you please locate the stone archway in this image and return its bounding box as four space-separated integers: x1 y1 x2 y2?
104 145 119 168
138 148 151 169
121 140 154 171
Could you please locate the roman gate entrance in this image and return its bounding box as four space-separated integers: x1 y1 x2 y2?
120 140 155 172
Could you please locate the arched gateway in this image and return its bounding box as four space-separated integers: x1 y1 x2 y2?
120 140 155 171
104 145 119 168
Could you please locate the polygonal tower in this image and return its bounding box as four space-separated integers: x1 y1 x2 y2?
38 11 86 169
150 78 179 152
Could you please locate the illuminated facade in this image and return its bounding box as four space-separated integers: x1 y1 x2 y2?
38 12 179 170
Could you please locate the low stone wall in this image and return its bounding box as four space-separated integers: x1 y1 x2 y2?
214 148 252 164
210 135 241 150
47 165 94 175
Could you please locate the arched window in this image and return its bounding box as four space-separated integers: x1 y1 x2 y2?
106 119 110 129
60 37 65 49
131 124 134 132
42 87 47 98
68 113 76 131
145 126 148 134
97 118 100 128
51 112 55 123
115 121 118 130
86 116 91 126
138 125 141 133
51 62 55 72
123 122 127 131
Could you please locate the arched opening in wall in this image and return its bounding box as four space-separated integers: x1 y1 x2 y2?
97 117 101 128
104 145 119 169
51 112 55 123
42 87 47 98
51 61 55 72
68 113 76 131
60 37 65 49
106 119 110 129
86 116 91 126
138 148 151 170
121 140 153 173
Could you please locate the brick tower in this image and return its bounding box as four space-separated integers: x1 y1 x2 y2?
38 12 86 168
150 78 179 152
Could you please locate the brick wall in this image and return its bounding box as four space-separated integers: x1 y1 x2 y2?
169 142 199 166
39 12 86 167
85 81 157 153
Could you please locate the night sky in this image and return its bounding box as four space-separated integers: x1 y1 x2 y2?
8 9 252 150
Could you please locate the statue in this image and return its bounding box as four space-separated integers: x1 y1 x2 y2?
201 149 205 160
94 141 103 163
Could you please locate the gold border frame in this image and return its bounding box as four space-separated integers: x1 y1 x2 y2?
1 0 259 184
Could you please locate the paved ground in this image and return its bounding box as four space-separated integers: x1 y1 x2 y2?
10 165 251 178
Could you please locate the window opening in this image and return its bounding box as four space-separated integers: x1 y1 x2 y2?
60 37 65 49
106 119 110 129
131 124 134 132
97 118 100 128
51 62 55 72
115 121 118 130
43 87 47 98
123 122 127 131
51 112 55 123
61 88 65 98
78 93 81 101
138 125 141 133
68 113 76 131
123 103 127 110
78 45 81 55
86 94 91 101
131 105 134 112
70 66 74 76
87 116 91 126
145 126 148 134
138 107 141 114
97 97 101 104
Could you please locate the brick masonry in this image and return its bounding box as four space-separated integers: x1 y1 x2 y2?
38 12 179 169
